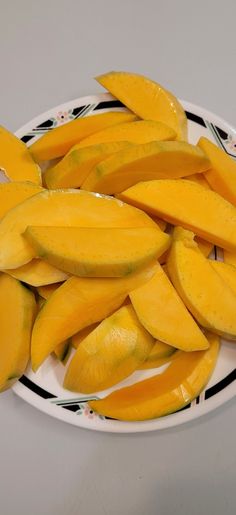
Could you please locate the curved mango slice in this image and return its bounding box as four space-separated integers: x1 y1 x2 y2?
0 126 41 184
0 182 43 219
37 282 62 299
64 304 154 393
75 120 176 148
89 333 219 421
0 274 36 392
24 226 170 277
29 111 136 162
130 263 208 351
82 141 210 194
31 261 159 371
185 173 211 189
44 140 131 189
72 323 99 349
96 71 187 140
0 189 155 270
198 137 236 206
54 340 71 365
167 227 236 340
118 179 236 251
210 260 236 295
196 237 214 257
139 340 176 370
5 259 68 286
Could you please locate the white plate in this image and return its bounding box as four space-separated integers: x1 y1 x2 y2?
12 92 236 433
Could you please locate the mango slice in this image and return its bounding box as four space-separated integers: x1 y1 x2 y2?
29 111 136 162
31 261 158 371
54 340 71 365
0 182 43 219
139 340 176 370
196 237 214 257
130 263 208 351
72 323 99 349
0 189 155 270
89 333 219 421
118 179 236 251
185 172 211 189
0 126 41 184
210 260 236 295
96 71 187 140
167 227 236 340
223 249 236 268
37 282 62 299
75 120 176 148
198 137 236 206
44 141 131 189
64 304 154 393
5 259 68 286
82 141 210 194
24 226 170 278
0 274 36 392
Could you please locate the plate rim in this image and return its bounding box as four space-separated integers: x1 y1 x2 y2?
12 92 236 433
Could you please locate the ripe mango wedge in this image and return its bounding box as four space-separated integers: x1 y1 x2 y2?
29 111 136 162
0 126 41 184
24 226 170 277
31 261 158 371
0 189 156 270
5 259 68 287
0 274 36 392
44 140 132 189
75 120 176 148
139 340 176 370
167 227 236 340
210 260 236 295
198 137 236 206
64 304 154 393
0 181 43 219
82 141 210 194
118 179 236 251
89 333 219 421
96 71 188 140
130 263 208 351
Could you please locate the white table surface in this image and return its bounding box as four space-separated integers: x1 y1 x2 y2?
0 1 235 514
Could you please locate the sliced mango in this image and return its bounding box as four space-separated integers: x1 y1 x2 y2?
96 71 187 140
24 226 170 277
44 140 131 189
210 260 236 295
139 340 176 370
167 227 236 340
82 141 210 194
64 304 154 393
89 333 219 421
37 282 62 299
72 323 99 349
0 126 41 184
54 340 71 365
185 173 211 189
29 111 136 162
0 274 36 392
31 261 158 371
198 137 236 205
224 249 236 268
130 263 208 351
0 182 43 219
5 259 68 286
196 237 214 257
76 120 176 148
0 188 156 270
118 179 236 251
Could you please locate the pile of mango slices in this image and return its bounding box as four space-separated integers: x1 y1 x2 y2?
0 71 235 422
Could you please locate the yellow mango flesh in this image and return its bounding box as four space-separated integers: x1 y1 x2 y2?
118 179 236 251
82 141 210 195
210 260 236 295
44 140 131 189
89 333 219 421
24 226 170 277
0 188 156 270
0 126 41 184
29 112 136 162
64 304 154 393
185 173 211 189
72 323 99 349
196 237 214 257
130 263 208 351
5 259 68 286
139 340 176 370
37 282 62 299
96 71 188 140
167 227 236 340
0 182 43 219
223 249 236 268
0 274 36 392
31 261 158 371
198 137 236 206
75 120 176 148
54 340 71 365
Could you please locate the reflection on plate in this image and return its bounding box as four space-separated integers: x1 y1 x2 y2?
12 92 236 433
